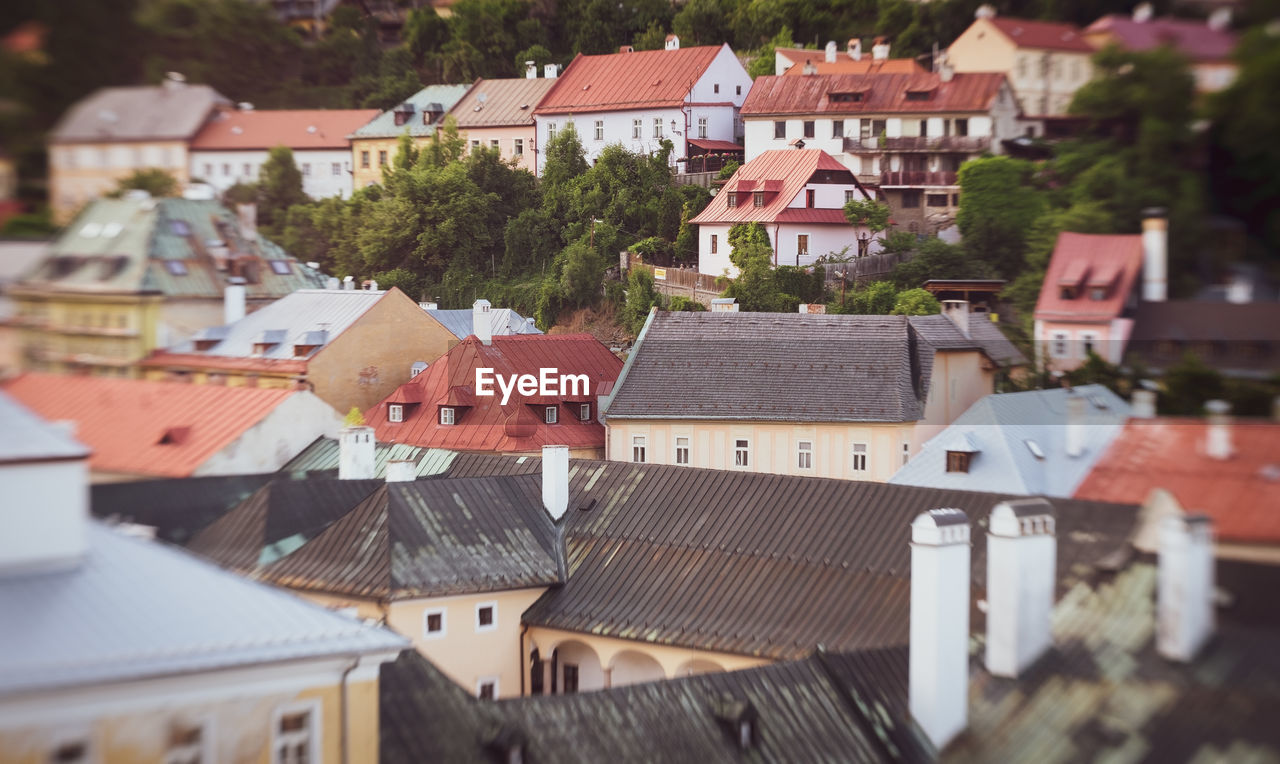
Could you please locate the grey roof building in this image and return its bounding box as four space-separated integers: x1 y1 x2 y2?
889 384 1131 497
349 84 472 139
908 312 1026 368
425 305 541 341
49 83 230 144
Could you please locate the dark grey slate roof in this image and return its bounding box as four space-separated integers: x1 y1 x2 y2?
908 313 1027 367
91 472 276 545
605 312 932 423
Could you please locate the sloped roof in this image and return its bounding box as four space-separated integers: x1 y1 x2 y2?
91 472 276 545
689 149 863 226
1034 232 1143 322
1085 14 1239 62
449 78 558 128
988 17 1094 52
426 306 542 340
777 48 927 76
49 83 230 143
1074 418 1280 544
0 389 90 464
365 334 622 452
0 522 406 697
350 84 472 138
889 385 1131 496
281 437 463 478
190 108 380 150
907 313 1027 367
0 374 302 478
1124 301 1280 377
741 71 1008 117
604 312 931 423
535 45 725 115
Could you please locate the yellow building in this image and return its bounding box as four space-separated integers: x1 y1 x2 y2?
46 77 228 224
7 196 325 377
348 84 470 190
0 390 406 764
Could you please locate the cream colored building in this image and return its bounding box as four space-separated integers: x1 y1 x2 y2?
450 75 557 174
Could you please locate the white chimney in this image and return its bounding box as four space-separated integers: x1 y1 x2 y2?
1065 392 1086 458
1133 2 1154 23
942 300 969 339
825 40 837 63
975 4 996 19
1131 389 1157 419
1226 273 1253 304
224 278 246 325
366 279 378 292
985 499 1056 677
542 444 569 520
1157 514 1215 662
1205 399 1232 460
343 275 355 291
848 38 862 61
420 301 439 311
803 59 817 75
665 34 680 51
339 425 376 480
1141 208 1168 302
236 203 258 242
473 298 493 345
385 459 417 483
327 277 340 290
525 60 538 79
872 37 890 61
909 508 970 751
544 63 558 79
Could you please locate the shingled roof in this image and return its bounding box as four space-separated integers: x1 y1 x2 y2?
907 313 1026 367
604 311 932 423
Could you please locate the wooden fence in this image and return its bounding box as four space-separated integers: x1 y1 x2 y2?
625 253 725 306
821 250 912 284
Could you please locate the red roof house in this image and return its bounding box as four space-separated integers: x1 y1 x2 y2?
365 334 623 456
1084 13 1240 92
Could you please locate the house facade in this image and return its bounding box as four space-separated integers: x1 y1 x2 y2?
1084 11 1239 93
448 75 557 174
348 84 470 190
532 40 752 176
740 69 1021 236
690 149 877 276
46 77 228 224
188 107 378 199
947 10 1095 117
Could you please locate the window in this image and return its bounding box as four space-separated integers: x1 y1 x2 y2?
905 91 929 102
736 84 742 95
378 150 388 166
833 120 844 138
951 193 960 206
1081 332 1098 358
851 443 868 472
698 117 708 139
675 436 690 465
734 439 750 467
632 119 642 139
710 234 718 254
726 193 737 208
797 440 813 470
805 189 815 208
594 120 604 141
1017 56 1027 79
424 608 446 638
361 150 370 168
1050 331 1070 358
845 189 857 203
901 191 922 208
476 602 497 632
774 121 786 139
331 162 341 176
955 118 968 137
388 404 403 423
563 664 580 694
513 138 524 156
653 118 663 138
203 162 213 177
1089 286 1106 301
477 678 498 700
797 234 810 256
165 722 206 764
301 163 311 177
714 83 720 94
165 260 188 276
222 163 232 177
548 123 557 139
803 120 815 138
440 407 455 425
632 435 647 463
544 406 558 424
902 442 911 466
946 451 972 473
753 191 764 207
926 194 949 207
269 260 292 275
471 140 480 150
273 703 318 764
490 139 500 149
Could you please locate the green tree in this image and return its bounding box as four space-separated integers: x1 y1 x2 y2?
622 267 660 333
746 26 794 79
541 124 588 190
632 21 667 51
256 146 309 234
845 281 898 315
111 168 178 198
956 156 1045 279
392 132 419 171
514 44 553 73
558 238 606 306
843 198 891 234
406 6 451 62
1161 353 1226 416
672 0 727 47
891 287 940 315
890 237 994 289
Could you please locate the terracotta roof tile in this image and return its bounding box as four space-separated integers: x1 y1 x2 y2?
190 108 380 150
1034 232 1143 321
989 17 1095 52
535 45 724 115
741 71 1008 117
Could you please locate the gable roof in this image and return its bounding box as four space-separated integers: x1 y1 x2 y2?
689 149 864 226
1 374 303 478
1034 232 1143 322
1074 418 1280 544
349 84 472 139
776 48 927 76
604 311 931 423
280 437 464 478
535 45 726 115
365 334 622 452
426 306 542 340
190 108 380 150
740 71 1009 117
890 385 1131 496
91 472 276 545
907 313 1027 367
0 521 406 697
49 83 230 143
449 78 558 128
1085 14 1239 62
986 16 1095 52
1124 301 1280 378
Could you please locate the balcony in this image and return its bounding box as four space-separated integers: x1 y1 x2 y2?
843 135 991 153
879 170 959 188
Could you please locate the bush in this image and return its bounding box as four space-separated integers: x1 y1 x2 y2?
890 288 941 315
667 296 706 312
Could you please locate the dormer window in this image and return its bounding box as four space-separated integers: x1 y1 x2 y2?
829 91 863 103
945 450 972 473
726 192 737 208
905 90 931 101
1059 286 1077 300
1089 286 1106 300
440 407 455 425
544 406 558 424
753 192 764 207
578 403 591 421
388 404 404 423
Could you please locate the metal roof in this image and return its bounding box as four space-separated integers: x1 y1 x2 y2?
426 307 541 341
987 16 1094 52
0 389 90 464
91 472 277 545
280 437 463 478
1034 232 1143 322
449 78 558 128
349 84 471 139
776 49 928 76
741 71 1008 117
0 522 406 697
1085 14 1239 61
689 149 867 226
1125 301 1280 377
49 84 230 143
535 45 726 115
190 108 380 150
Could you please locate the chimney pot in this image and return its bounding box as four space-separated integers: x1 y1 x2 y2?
1065 393 1086 458
985 499 1056 677
1205 399 1232 460
1157 514 1215 661
544 63 558 79
385 459 417 483
473 299 493 345
1141 209 1168 302
525 60 537 79
942 300 970 338
224 281 246 325
542 445 570 520
872 37 891 61
909 508 970 749
665 34 680 51
825 40 837 63
1131 389 1157 419
848 38 862 61
338 425 376 480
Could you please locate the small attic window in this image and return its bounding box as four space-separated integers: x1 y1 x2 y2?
169 220 191 236
1024 439 1046 460
1089 286 1106 300
165 260 188 276
945 451 972 473
905 90 931 101
829 91 863 103
80 222 102 238
269 260 292 275
158 426 191 445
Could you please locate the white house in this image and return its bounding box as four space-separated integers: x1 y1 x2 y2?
532 39 752 176
689 148 879 277
188 107 379 199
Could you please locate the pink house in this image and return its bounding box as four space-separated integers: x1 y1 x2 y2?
449 75 557 174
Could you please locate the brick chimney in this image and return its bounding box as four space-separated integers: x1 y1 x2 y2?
1157 514 1215 661
473 298 493 345
542 445 569 520
339 425 375 480
985 499 1056 677
909 508 970 750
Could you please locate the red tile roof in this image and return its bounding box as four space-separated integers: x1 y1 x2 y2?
366 334 623 452
741 71 1008 116
0 374 297 478
989 17 1094 52
1085 15 1238 62
1034 232 1143 322
190 109 381 151
535 45 725 115
776 50 927 76
1074 419 1280 543
690 149 861 226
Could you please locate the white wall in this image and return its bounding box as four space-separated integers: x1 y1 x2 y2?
195 391 343 476
0 459 88 573
190 148 355 199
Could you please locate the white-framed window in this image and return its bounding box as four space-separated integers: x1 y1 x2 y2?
632 119 642 139
902 442 911 466
388 404 403 423
797 440 813 470
423 607 446 639
594 120 604 141
476 602 497 633
440 407 455 425
734 438 750 467
203 163 213 178
1080 331 1099 358
513 138 524 155
698 117 708 139
845 189 857 203
1050 331 1070 358
471 140 480 150
301 163 310 177
548 123 557 139
491 139 499 149
675 436 690 465
545 406 558 424
477 677 499 700
579 403 591 421
223 162 232 177
632 435 647 463
272 700 320 764
710 234 718 254
331 162 341 176
851 442 868 473
653 118 663 138
165 719 210 764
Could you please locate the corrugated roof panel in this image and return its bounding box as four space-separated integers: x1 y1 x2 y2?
741 71 1007 116
535 45 724 115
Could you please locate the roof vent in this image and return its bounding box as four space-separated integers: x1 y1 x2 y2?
1024 439 1045 460
158 426 191 445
